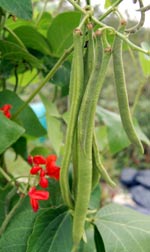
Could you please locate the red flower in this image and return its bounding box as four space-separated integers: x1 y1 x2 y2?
39 169 49 188
28 187 49 212
30 166 42 175
46 155 60 180
27 155 33 165
0 104 12 118
33 155 46 165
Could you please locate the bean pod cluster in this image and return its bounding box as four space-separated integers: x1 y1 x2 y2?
60 19 143 251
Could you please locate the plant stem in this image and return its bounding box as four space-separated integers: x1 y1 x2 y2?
4 26 27 51
0 167 15 186
92 16 150 55
67 0 86 14
99 0 123 21
0 196 24 236
12 45 73 119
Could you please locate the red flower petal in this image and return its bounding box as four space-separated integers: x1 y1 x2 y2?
46 155 57 165
39 176 49 188
27 155 33 165
33 155 46 165
30 166 41 175
28 187 49 200
47 166 60 180
30 198 39 212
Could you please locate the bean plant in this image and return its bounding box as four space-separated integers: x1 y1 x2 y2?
0 0 150 252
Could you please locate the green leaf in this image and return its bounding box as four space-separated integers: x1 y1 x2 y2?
37 12 52 37
0 90 46 137
0 197 38 252
94 226 105 252
0 0 32 20
27 206 73 252
8 26 51 55
139 42 150 77
79 224 97 252
0 113 25 154
104 0 118 8
43 56 71 96
96 106 149 154
96 106 130 154
0 186 15 226
47 11 81 57
0 40 42 70
94 203 150 252
89 184 101 210
40 95 63 155
12 137 27 160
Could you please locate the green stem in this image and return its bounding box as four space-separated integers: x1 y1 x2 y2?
0 167 15 186
12 45 73 119
67 0 86 14
99 0 123 21
4 26 27 51
0 196 24 236
92 17 150 55
67 0 150 55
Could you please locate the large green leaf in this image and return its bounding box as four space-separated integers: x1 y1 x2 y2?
27 206 73 252
0 0 32 20
0 198 37 252
0 90 46 137
96 106 150 154
79 224 97 252
37 12 52 37
94 226 105 252
0 40 42 70
7 26 51 55
94 203 150 252
47 11 81 57
40 95 63 155
0 113 25 154
139 42 150 77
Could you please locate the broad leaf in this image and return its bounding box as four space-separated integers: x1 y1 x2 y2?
47 11 81 57
0 40 42 70
79 224 97 252
139 42 150 77
0 0 32 20
0 113 25 154
8 26 51 55
27 206 73 252
89 184 101 210
96 106 149 154
0 90 46 137
37 12 52 37
0 198 38 252
94 226 105 252
94 203 150 252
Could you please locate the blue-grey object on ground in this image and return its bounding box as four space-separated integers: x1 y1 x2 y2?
120 168 138 187
135 170 150 188
131 185 150 210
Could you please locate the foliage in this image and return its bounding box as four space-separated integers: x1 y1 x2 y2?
0 0 150 252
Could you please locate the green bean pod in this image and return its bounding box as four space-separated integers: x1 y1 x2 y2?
84 23 95 87
72 30 112 250
60 28 84 209
93 132 116 187
92 144 101 190
113 23 144 154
